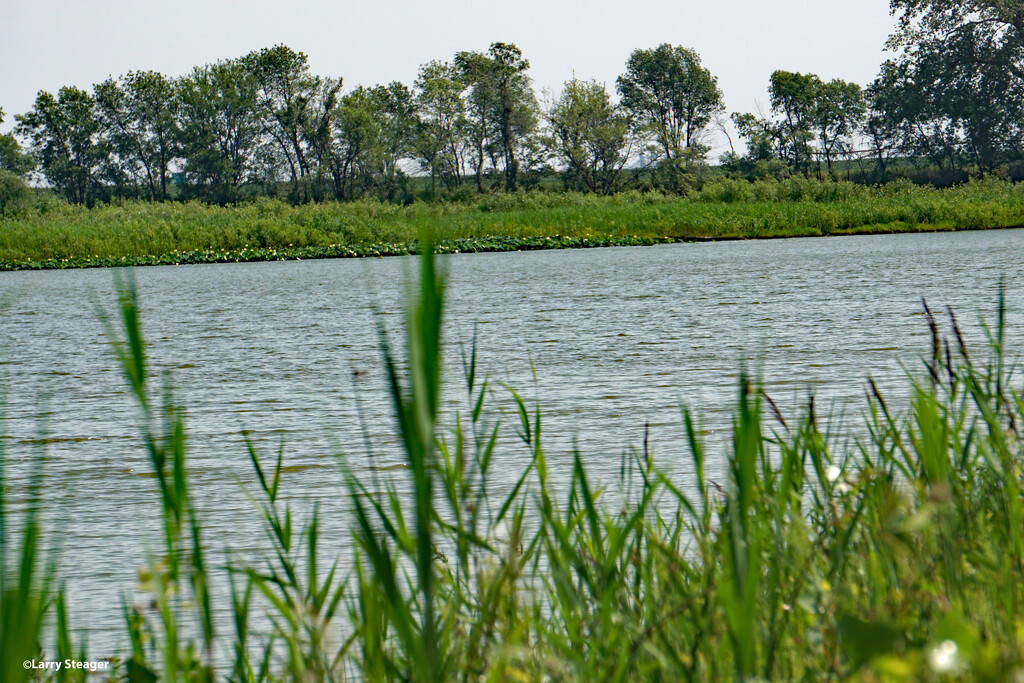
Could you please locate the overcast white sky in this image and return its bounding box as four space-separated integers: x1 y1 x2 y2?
1 0 898 151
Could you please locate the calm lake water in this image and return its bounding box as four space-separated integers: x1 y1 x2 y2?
1 228 1022 653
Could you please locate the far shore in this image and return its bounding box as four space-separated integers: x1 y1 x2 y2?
2 220 1022 272
3 178 1023 271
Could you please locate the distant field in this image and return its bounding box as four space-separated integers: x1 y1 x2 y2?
2 177 1023 270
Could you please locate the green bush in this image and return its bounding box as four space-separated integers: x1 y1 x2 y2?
752 158 789 180
694 177 754 203
0 169 33 218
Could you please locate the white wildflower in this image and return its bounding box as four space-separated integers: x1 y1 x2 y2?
928 639 959 674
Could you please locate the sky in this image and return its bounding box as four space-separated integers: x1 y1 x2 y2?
0 0 899 152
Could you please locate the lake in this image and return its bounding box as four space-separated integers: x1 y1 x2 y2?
1 228 1021 653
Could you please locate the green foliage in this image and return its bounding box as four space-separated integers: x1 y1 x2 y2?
0 169 34 218
728 113 783 169
0 133 33 178
94 70 178 200
877 1 1024 175
243 45 343 203
811 78 865 174
0 108 35 178
8 31 1024 201
15 87 108 206
335 82 417 202
2 180 1022 269
413 60 469 196
176 58 262 205
692 177 754 203
863 62 908 182
730 72 865 180
888 0 1024 87
768 70 820 174
616 43 724 184
546 79 633 195
455 42 540 193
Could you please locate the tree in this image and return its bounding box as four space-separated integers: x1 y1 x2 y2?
455 43 539 192
869 59 961 173
616 43 724 177
889 0 1024 86
16 87 108 205
0 108 34 216
94 71 177 200
872 7 1024 178
243 45 343 201
735 71 866 178
809 79 865 176
487 42 538 192
946 59 1024 172
332 83 417 200
453 50 493 193
0 108 35 177
369 82 418 201
176 59 262 204
863 63 908 182
413 60 469 195
766 71 818 175
728 112 789 179
546 78 633 194
332 86 378 200
885 0 1024 174
731 113 782 164
301 80 344 202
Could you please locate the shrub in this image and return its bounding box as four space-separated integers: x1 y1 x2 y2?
694 178 754 203
0 169 33 218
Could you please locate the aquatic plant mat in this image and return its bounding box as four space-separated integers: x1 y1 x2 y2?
5 239 1024 680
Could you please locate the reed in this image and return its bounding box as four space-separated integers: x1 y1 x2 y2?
3 177 1024 270
0 405 55 682
7 242 1024 680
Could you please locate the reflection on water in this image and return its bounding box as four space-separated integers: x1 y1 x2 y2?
1 228 1021 652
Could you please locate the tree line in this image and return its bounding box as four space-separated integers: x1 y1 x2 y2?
726 0 1024 185
0 42 726 206
2 1 1022 206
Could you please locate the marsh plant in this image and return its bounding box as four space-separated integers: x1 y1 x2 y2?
3 177 1024 270
5 238 1024 680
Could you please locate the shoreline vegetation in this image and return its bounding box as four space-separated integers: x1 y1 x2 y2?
5 241 1024 679
3 177 1024 271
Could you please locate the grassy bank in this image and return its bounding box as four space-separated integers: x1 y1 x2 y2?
5 241 1024 680
2 177 1024 270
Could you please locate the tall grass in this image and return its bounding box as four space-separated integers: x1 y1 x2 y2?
7 240 1024 679
0 405 53 682
3 177 1024 269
